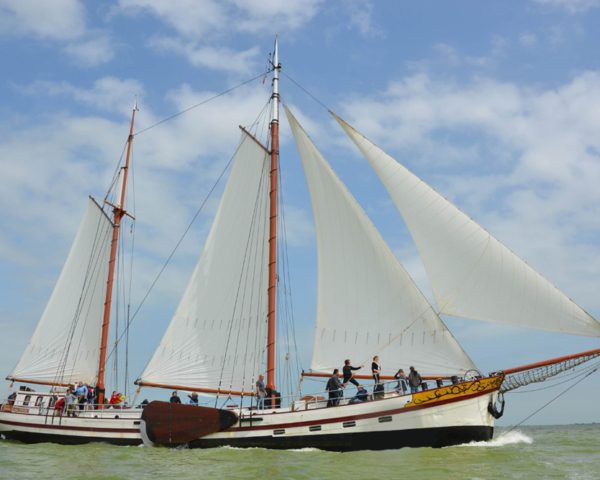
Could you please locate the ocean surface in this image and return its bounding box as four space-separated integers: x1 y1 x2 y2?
1 425 598 479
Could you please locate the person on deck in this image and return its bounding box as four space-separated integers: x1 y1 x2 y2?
65 388 77 416
371 356 381 385
109 391 120 408
188 392 199 406
256 374 266 410
326 369 343 407
170 391 182 403
408 366 422 394
349 384 369 404
342 359 363 388
394 368 408 394
75 382 88 410
54 396 65 415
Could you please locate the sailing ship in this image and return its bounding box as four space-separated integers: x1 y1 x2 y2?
0 108 143 445
134 39 600 451
2 38 599 450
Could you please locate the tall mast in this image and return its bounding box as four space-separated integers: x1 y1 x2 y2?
266 37 280 393
97 104 137 407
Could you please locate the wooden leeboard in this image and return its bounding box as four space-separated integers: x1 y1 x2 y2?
142 401 238 445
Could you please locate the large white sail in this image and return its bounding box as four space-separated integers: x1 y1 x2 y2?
9 198 113 385
286 107 475 377
139 132 270 394
335 115 600 337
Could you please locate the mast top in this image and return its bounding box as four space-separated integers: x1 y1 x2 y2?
271 36 280 124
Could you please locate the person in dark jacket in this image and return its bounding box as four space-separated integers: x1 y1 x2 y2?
326 369 343 407
169 391 182 403
371 356 381 385
408 366 422 393
342 359 363 388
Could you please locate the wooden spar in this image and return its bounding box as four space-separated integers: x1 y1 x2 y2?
266 37 280 394
502 347 600 375
135 380 255 397
96 106 137 407
5 377 73 388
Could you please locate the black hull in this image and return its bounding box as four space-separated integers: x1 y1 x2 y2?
189 426 494 452
1 430 141 446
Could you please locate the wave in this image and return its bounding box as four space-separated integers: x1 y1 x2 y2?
457 430 533 448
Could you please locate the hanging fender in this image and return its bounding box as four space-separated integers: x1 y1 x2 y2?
488 392 505 419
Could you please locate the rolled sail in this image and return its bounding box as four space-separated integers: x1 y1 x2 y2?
9 198 113 385
335 114 600 337
139 132 270 394
286 107 476 378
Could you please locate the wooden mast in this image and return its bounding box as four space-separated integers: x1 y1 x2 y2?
266 37 280 394
97 105 137 407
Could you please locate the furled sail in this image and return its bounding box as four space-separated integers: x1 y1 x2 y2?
139 132 270 394
9 198 113 385
286 107 476 377
335 114 600 337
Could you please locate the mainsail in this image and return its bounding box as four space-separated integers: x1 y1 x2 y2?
336 115 600 338
8 198 113 385
138 132 270 395
286 107 476 377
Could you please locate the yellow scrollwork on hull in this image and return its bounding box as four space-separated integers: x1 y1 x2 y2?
405 375 504 407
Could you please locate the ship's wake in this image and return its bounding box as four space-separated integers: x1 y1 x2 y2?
456 430 533 448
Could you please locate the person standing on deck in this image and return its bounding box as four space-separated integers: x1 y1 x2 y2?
371 356 381 385
408 366 422 393
342 359 363 388
170 391 182 403
256 374 266 410
326 369 343 407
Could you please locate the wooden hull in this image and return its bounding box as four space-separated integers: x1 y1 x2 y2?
0 407 142 445
142 376 503 451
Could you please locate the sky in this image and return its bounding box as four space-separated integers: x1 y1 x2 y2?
0 0 599 426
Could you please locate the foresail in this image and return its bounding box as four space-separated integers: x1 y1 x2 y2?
335 114 600 337
139 132 270 394
286 107 476 377
9 198 113 385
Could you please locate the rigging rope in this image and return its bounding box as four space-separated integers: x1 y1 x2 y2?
133 70 272 137
104 141 237 366
505 364 599 434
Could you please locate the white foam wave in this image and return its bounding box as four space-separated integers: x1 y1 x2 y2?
457 430 533 448
287 447 322 452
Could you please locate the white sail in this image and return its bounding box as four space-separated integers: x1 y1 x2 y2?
286 107 476 377
139 132 270 393
335 115 600 337
9 198 113 385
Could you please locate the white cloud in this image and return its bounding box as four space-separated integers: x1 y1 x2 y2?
116 0 323 70
0 0 86 40
64 35 115 67
519 32 537 47
116 0 226 39
231 0 323 33
0 0 115 67
148 37 260 74
533 0 600 13
19 77 145 116
345 0 379 37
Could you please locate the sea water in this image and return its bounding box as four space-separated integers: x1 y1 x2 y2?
1 425 598 479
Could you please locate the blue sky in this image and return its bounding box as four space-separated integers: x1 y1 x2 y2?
1 0 599 426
